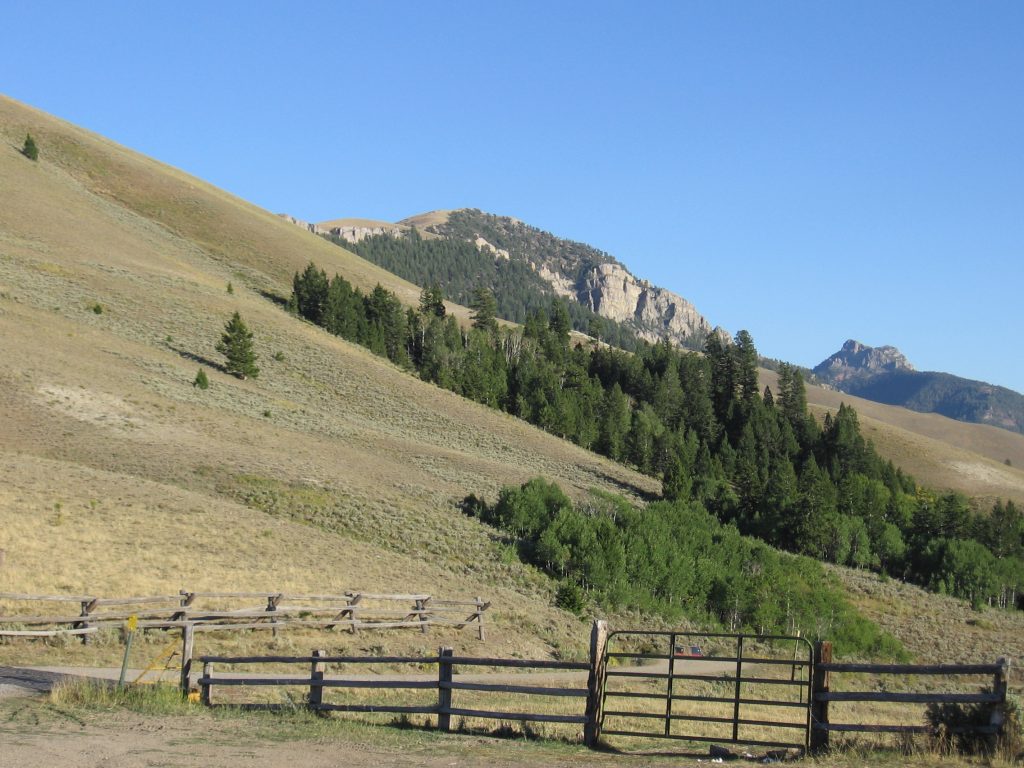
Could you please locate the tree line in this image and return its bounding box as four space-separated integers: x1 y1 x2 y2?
289 262 1024 612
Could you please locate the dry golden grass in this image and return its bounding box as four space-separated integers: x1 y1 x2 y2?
0 94 659 667
397 210 455 230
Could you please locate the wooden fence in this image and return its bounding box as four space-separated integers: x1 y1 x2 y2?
809 641 1012 752
0 591 490 639
191 632 1013 754
197 648 594 731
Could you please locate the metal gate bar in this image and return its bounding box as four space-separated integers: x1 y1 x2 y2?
600 630 813 752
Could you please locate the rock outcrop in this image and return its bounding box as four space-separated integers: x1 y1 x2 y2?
814 339 914 385
319 223 406 243
278 214 406 243
814 341 1024 435
579 263 714 346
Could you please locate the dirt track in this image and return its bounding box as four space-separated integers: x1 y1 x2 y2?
0 707 676 768
0 661 744 767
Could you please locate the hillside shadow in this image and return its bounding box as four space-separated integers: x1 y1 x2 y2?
168 345 225 374
599 474 660 504
258 289 290 309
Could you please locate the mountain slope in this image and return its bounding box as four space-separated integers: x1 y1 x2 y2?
400 208 718 349
815 340 1024 435
0 94 659 658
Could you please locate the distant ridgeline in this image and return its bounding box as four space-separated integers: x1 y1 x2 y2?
327 229 641 351
288 263 1024 631
815 340 1024 435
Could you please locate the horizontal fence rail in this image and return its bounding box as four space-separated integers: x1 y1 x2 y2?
0 591 490 640
809 642 1011 752
196 647 593 729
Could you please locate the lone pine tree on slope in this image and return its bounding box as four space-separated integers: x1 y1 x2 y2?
22 133 38 161
216 311 259 379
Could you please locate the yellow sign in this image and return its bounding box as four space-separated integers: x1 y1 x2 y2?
126 614 138 633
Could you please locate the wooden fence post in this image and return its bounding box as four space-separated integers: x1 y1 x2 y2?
348 593 362 635
78 598 97 645
989 657 1010 738
475 596 485 641
267 593 281 638
179 623 195 695
309 649 326 712
437 646 454 732
200 661 213 705
416 598 429 635
810 640 832 754
584 619 609 748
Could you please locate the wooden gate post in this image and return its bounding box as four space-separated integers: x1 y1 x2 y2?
437 646 454 732
810 641 832 754
200 661 213 705
179 623 195 695
309 649 326 712
584 620 609 748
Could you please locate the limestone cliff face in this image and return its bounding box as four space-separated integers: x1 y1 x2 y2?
319 223 406 243
579 263 713 345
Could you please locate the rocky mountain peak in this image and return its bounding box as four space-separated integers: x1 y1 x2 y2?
815 340 914 384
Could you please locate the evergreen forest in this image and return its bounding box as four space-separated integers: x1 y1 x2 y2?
289 262 1024 628
331 230 641 350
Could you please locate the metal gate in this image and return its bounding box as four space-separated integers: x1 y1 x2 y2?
599 631 813 752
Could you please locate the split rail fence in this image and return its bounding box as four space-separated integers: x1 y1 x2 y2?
198 648 595 733
0 591 489 639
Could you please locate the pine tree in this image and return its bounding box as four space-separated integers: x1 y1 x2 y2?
22 133 38 161
216 312 259 379
292 262 329 324
419 282 446 317
469 287 498 332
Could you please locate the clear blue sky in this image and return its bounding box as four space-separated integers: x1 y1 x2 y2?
4 2 1023 392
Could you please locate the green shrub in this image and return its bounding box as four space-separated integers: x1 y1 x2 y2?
555 582 585 615
193 368 209 390
22 133 38 161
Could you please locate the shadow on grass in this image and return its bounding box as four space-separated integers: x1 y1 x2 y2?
169 345 226 374
258 289 291 309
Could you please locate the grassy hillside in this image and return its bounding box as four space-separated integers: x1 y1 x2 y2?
0 95 660 659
